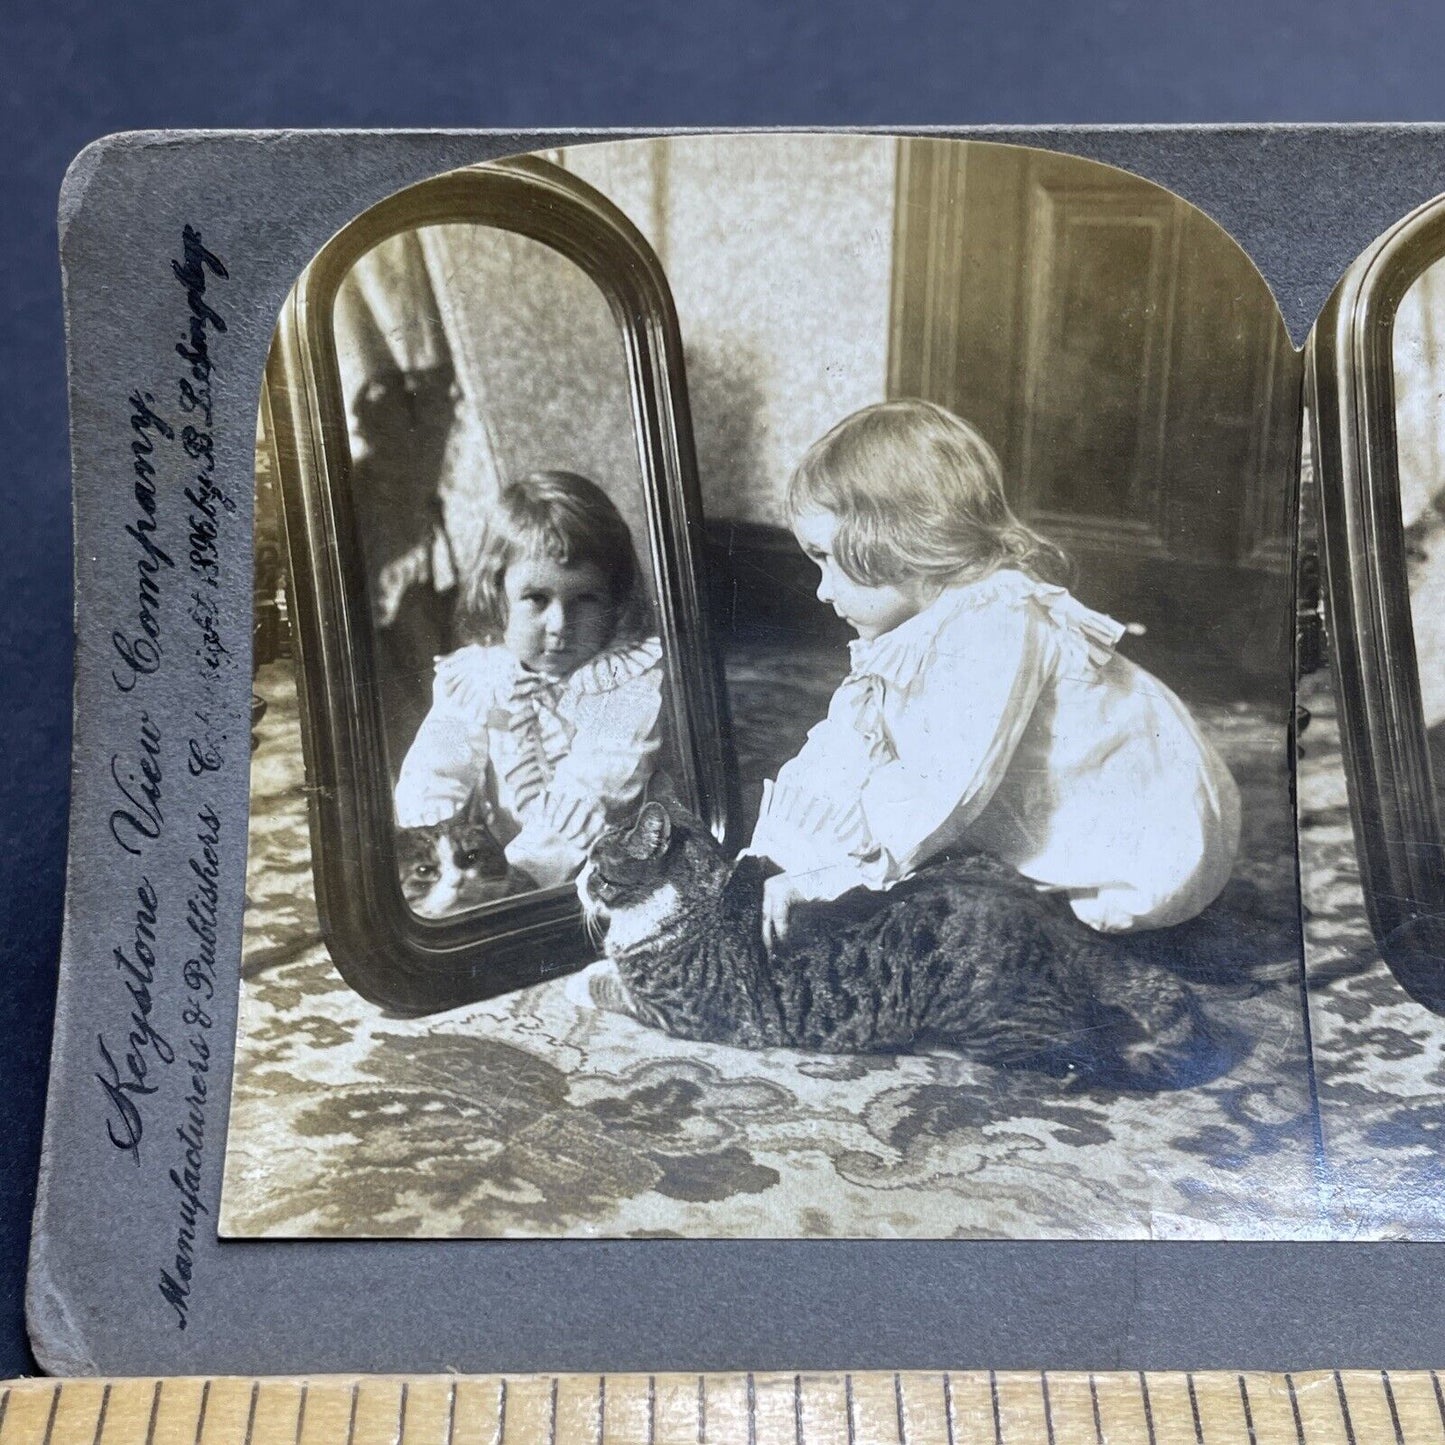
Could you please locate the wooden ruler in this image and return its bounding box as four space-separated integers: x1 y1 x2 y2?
0 1370 1438 1443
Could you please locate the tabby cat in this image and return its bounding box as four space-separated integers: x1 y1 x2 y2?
579 800 1224 1089
397 789 536 918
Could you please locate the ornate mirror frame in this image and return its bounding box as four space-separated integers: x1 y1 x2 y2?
263 155 739 1014
1310 192 1445 1012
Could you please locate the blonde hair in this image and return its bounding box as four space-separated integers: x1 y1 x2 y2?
463 470 652 644
787 399 1071 590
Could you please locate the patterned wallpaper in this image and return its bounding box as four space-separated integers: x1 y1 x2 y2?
562 135 898 527
419 223 653 593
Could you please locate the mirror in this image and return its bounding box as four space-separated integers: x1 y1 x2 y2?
335 224 671 915
264 157 738 1012
1310 191 1445 1010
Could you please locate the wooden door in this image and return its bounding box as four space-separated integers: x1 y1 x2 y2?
890 140 1299 701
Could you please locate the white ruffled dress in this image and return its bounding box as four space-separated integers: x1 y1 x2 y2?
749 570 1241 933
394 636 665 889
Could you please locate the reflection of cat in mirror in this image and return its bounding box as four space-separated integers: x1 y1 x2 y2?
580 801 1223 1090
398 789 537 919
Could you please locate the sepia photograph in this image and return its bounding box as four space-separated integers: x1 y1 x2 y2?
221 134 1315 1240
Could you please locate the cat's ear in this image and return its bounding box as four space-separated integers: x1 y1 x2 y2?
628 800 672 859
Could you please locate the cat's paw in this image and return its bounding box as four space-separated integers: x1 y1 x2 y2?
393 783 468 828
566 959 644 1021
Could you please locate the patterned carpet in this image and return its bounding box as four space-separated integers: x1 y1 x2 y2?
220 645 1323 1240
1297 670 1445 1238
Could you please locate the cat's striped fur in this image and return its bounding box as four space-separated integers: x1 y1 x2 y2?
580 801 1225 1089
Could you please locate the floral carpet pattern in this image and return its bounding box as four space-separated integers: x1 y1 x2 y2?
1296 670 1445 1238
221 647 1324 1240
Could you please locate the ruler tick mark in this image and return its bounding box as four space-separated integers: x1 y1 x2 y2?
1187 1373 1204 1445
194 1380 211 1445
942 1374 957 1445
1039 1374 1055 1445
41 1382 60 1445
244 1382 260 1445
346 1382 360 1445
1381 1371 1405 1445
1139 1372 1157 1445
1087 1373 1103 1445
294 1384 307 1445
147 1381 167 1445
1286 1374 1305 1445
90 1383 112 1445
989 1370 1002 1445
1335 1370 1358 1445
793 1375 803 1445
1238 1375 1256 1445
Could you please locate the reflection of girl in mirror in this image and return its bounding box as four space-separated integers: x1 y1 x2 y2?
751 400 1242 946
394 471 663 890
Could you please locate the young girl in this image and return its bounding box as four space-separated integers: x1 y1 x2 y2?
394 470 665 890
752 399 1241 945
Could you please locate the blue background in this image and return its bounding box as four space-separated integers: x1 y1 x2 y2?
5 0 1445 1379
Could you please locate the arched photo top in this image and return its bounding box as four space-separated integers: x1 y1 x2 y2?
250 132 1301 1024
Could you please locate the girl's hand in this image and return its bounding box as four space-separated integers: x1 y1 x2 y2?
394 775 469 828
761 873 808 952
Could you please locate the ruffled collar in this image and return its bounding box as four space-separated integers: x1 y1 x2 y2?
845 570 1124 685
510 635 662 700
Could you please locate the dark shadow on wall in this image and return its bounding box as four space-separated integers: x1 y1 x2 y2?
350 363 462 780
686 339 775 532
687 336 855 654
